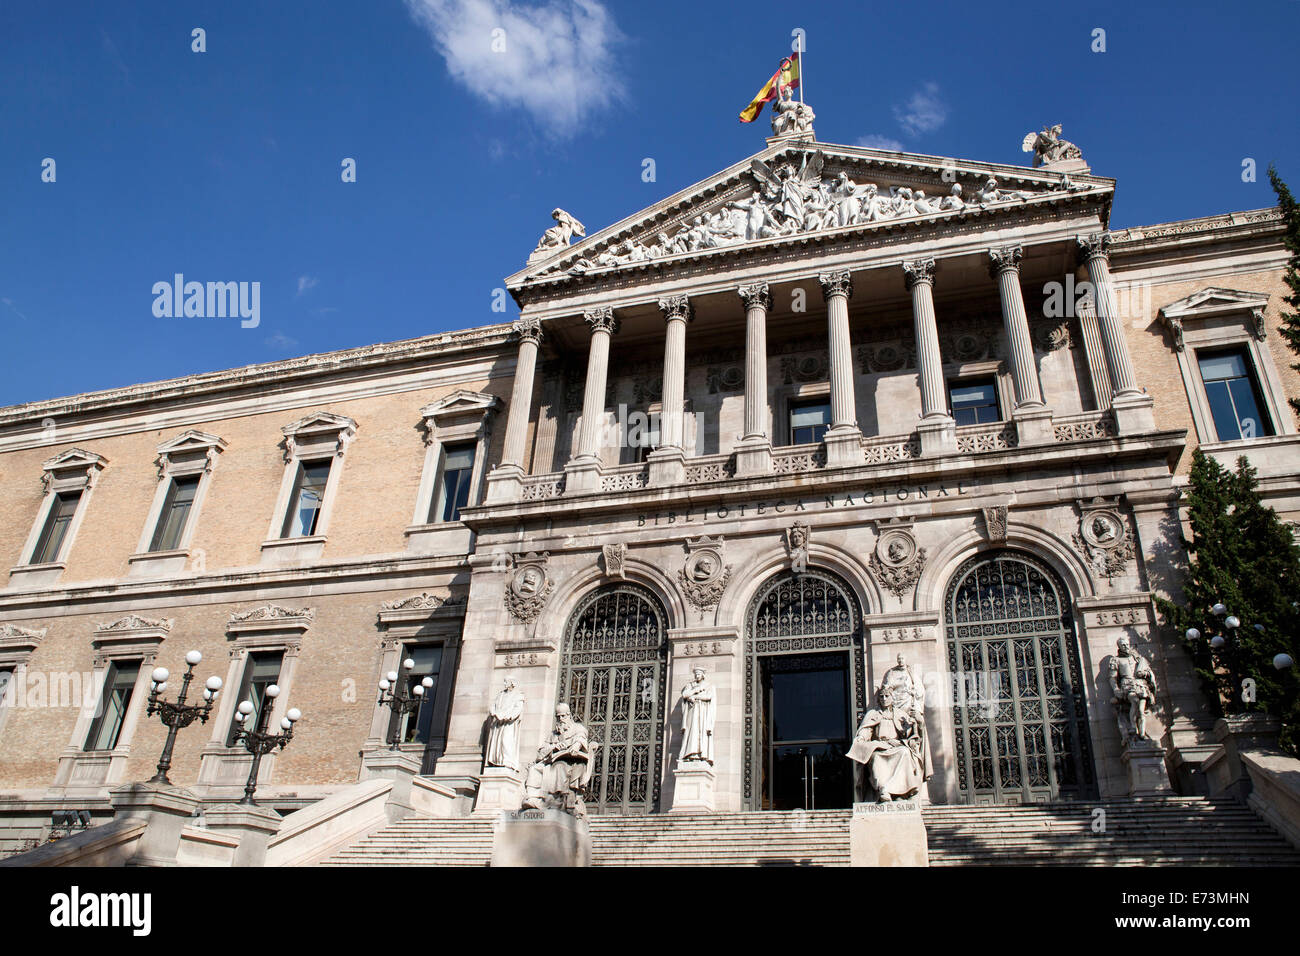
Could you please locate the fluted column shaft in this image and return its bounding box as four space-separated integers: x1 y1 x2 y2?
499 317 542 468
818 271 857 430
1078 233 1139 397
903 259 947 420
574 307 618 461
989 246 1044 408
738 283 772 441
658 295 692 451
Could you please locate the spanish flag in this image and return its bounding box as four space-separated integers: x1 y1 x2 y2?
739 53 800 123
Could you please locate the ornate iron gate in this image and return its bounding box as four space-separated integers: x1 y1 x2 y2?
946 550 1096 804
744 569 866 809
559 583 668 814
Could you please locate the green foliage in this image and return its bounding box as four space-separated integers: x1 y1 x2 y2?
1267 164 1300 417
1154 449 1300 755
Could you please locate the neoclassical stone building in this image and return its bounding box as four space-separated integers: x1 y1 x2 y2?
0 124 1296 848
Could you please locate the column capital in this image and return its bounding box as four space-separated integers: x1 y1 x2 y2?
583 306 619 335
657 294 694 324
1076 232 1112 265
511 315 543 345
818 270 853 301
902 257 937 290
987 245 1023 278
737 281 771 312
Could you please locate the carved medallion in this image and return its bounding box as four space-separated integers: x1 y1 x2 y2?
505 551 554 624
869 520 927 598
1072 498 1136 581
678 536 731 612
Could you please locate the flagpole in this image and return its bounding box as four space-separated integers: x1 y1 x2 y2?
798 43 804 107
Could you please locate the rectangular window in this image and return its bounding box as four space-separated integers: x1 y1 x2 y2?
949 378 1001 426
149 474 201 552
390 644 442 746
226 650 284 746
789 399 831 445
0 667 13 708
281 459 331 538
431 444 475 523
83 660 141 751
1198 349 1273 441
31 490 81 564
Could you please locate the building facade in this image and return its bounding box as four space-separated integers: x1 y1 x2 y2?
0 127 1296 848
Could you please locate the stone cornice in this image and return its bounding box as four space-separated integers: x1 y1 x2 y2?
1109 207 1283 254
0 324 514 431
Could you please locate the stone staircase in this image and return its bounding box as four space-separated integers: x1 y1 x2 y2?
320 796 1300 866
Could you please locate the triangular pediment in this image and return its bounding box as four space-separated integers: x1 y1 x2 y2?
281 411 357 439
1159 287 1269 319
42 447 107 473
156 429 228 456
508 140 1112 289
420 389 502 421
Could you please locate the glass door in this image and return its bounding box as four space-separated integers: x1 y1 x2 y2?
761 651 854 810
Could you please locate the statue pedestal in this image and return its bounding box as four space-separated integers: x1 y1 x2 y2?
490 808 590 867
1122 738 1172 795
670 761 716 812
473 767 524 814
850 799 929 867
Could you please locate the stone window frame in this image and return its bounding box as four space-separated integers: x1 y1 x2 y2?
10 449 108 588
942 360 1015 423
1159 289 1293 445
361 594 466 775
777 381 831 447
261 412 356 564
405 392 499 554
0 623 46 743
196 605 313 795
128 430 227 577
50 615 169 794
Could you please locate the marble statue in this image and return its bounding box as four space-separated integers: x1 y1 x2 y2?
1022 124 1083 168
484 678 525 771
678 667 716 764
848 685 932 802
751 151 824 231
939 182 965 211
1109 637 1157 743
522 703 596 817
530 208 586 258
770 84 815 136
880 653 924 717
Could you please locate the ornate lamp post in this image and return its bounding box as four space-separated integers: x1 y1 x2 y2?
146 650 223 786
378 657 432 750
229 684 301 806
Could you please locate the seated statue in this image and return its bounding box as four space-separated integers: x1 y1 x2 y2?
847 686 932 802
521 703 598 817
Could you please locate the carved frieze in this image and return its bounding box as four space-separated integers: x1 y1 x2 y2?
706 366 745 393
779 352 829 385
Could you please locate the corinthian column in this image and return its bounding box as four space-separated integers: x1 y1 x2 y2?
648 294 692 485
486 316 542 502
564 306 618 492
903 258 956 455
989 246 1053 445
818 271 863 467
735 282 773 476
1076 233 1154 434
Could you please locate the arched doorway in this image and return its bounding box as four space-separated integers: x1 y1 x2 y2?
744 569 866 811
945 550 1096 804
558 582 668 814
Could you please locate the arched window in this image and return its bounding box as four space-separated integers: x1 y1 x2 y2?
558 583 668 814
945 550 1095 804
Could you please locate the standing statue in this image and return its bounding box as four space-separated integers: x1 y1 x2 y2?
847 685 932 802
1021 124 1083 167
1109 637 1157 743
530 208 586 258
522 703 596 817
484 678 525 771
770 84 816 136
880 653 924 717
678 667 716 764
750 151 824 232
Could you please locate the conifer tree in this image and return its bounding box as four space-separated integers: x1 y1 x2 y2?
1155 449 1300 755
1267 164 1300 417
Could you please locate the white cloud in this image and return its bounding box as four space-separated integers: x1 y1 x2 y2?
296 275 319 296
403 0 626 138
856 134 904 152
893 82 946 137
265 332 299 349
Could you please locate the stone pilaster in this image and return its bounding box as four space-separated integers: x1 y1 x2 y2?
818 270 863 467
989 246 1053 445
903 258 956 456
564 306 618 493
735 282 773 476
1077 233 1155 433
486 316 542 503
648 294 692 486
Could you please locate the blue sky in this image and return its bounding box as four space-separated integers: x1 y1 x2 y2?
1 0 1295 407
